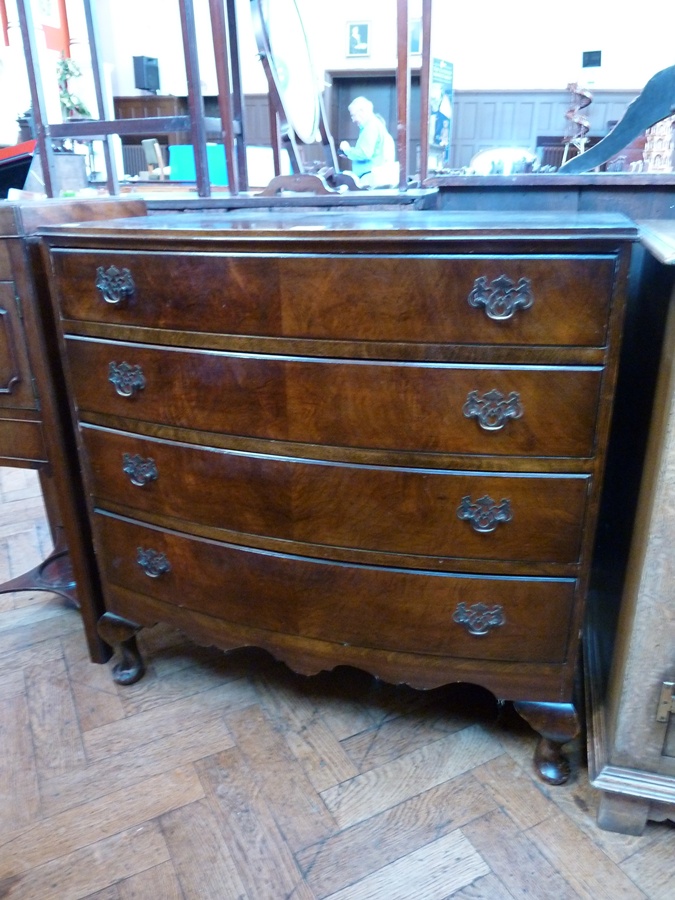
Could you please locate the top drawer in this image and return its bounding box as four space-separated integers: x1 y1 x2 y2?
50 249 617 347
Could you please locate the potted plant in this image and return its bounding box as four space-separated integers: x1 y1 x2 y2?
57 56 91 120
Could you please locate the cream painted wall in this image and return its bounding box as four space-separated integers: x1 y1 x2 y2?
2 0 673 145
428 1 674 92
91 0 673 98
93 0 267 97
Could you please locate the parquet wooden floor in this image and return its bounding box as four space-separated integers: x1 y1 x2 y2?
0 467 673 900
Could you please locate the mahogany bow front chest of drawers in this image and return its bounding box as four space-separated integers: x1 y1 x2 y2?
40 210 636 784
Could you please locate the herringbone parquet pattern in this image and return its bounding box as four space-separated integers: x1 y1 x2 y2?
0 467 673 899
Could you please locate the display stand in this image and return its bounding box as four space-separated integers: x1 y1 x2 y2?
250 0 344 192
15 0 431 196
251 0 430 193
15 0 242 198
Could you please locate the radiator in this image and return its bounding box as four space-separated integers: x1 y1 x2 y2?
121 145 146 177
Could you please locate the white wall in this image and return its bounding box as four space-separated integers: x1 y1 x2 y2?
3 0 674 146
307 0 674 92
31 0 675 100
428 1 674 92
93 0 268 97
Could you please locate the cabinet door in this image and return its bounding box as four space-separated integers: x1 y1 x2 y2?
0 282 39 411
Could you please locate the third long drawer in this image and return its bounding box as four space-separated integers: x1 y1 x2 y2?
83 425 590 566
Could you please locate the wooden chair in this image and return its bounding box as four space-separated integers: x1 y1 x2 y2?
141 139 166 180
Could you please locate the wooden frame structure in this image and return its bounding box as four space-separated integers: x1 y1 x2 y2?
250 0 339 179
16 0 432 197
15 0 249 197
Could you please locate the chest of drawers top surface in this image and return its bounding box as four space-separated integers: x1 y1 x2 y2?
39 209 637 241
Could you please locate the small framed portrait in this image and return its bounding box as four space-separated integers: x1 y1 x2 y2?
409 19 422 55
347 22 370 57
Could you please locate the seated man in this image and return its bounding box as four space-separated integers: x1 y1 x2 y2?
339 96 398 188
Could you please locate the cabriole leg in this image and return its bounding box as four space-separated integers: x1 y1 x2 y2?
513 700 580 785
97 612 145 685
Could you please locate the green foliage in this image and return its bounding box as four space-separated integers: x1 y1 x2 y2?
57 56 91 118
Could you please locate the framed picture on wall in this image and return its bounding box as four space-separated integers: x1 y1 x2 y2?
347 22 370 57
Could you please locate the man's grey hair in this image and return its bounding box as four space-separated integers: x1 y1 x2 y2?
348 96 374 115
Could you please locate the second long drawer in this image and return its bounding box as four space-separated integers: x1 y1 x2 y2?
66 337 603 457
83 425 590 564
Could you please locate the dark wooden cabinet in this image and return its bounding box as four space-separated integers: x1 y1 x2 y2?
41 210 636 782
585 220 675 833
113 95 189 145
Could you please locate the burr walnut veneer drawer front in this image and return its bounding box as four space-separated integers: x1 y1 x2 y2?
83 426 589 564
52 250 616 347
67 338 603 457
96 511 576 664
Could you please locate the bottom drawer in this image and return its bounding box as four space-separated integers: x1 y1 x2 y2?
96 512 576 664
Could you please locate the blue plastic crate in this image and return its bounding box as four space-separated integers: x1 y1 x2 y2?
168 144 228 186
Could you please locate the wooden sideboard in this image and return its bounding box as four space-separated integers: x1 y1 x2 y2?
0 197 146 661
585 219 675 833
40 210 636 783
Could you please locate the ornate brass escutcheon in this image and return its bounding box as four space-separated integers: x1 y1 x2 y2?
463 388 523 431
108 361 145 397
467 274 533 321
122 453 158 487
453 601 505 635
136 547 171 578
95 265 135 305
457 495 512 533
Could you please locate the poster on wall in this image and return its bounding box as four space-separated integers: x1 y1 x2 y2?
428 58 454 171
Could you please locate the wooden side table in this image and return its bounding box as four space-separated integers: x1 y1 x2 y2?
0 197 145 661
585 219 675 834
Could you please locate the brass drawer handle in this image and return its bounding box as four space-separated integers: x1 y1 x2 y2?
463 389 523 432
136 547 171 578
108 361 145 398
95 265 135 305
468 275 533 321
123 453 158 487
457 495 512 533
453 602 505 635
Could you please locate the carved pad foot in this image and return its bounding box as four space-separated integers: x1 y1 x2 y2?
513 700 580 785
97 612 146 685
